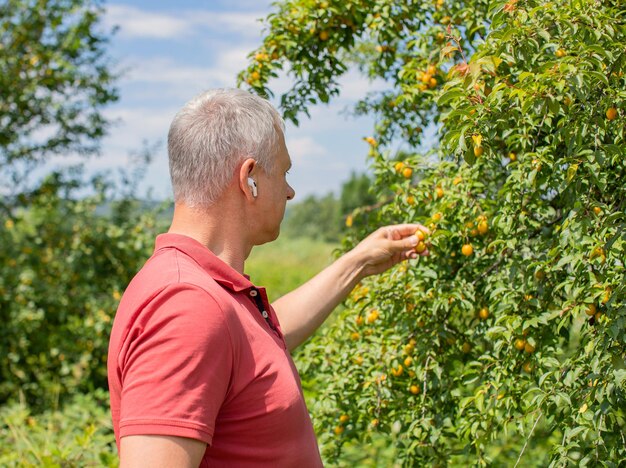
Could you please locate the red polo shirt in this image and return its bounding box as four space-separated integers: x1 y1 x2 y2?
107 233 323 467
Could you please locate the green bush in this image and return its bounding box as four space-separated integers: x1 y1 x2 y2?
0 389 117 467
0 172 166 409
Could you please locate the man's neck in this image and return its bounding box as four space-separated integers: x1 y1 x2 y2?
168 202 251 274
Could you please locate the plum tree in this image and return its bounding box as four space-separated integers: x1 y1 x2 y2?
242 0 625 465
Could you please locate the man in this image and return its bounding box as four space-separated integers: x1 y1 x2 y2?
108 88 428 467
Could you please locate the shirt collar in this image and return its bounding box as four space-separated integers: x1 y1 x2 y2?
154 233 254 292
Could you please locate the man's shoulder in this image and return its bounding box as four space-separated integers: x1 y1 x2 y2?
120 245 229 315
137 245 217 291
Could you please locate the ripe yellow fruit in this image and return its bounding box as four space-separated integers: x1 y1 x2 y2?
524 342 536 354
415 241 427 254
461 342 471 353
453 176 462 185
477 220 488 235
416 229 428 242
435 186 444 198
555 48 566 58
514 338 526 351
391 364 404 377
410 384 420 395
606 107 618 120
421 72 432 84
354 355 364 365
339 414 349 424
355 315 364 326
522 361 533 373
345 215 353 227
428 77 438 88
404 356 413 367
402 167 413 179
478 307 489 320
593 206 602 215
319 30 329 41
427 64 437 75
334 425 344 435
432 212 443 222
406 195 416 205
250 71 261 82
350 332 360 340
367 310 379 324
394 161 405 172
508 152 517 161
365 136 378 146
585 304 597 316
461 244 473 256
474 145 484 157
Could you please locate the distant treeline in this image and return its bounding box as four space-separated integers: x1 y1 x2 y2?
281 172 376 242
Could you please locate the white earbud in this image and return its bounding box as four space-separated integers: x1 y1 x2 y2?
247 177 257 197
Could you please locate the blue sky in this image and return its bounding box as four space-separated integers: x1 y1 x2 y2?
69 0 392 200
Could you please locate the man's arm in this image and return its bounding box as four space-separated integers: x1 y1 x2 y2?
272 224 428 351
120 435 206 468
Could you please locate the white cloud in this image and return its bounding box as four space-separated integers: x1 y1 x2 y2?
287 136 328 162
104 4 266 40
104 106 174 142
105 5 191 39
114 45 255 102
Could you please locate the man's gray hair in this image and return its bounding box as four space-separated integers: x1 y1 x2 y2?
168 88 284 207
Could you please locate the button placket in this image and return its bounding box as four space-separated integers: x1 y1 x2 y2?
249 288 277 333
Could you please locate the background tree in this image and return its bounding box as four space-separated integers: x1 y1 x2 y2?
0 0 117 192
243 0 625 465
0 0 163 410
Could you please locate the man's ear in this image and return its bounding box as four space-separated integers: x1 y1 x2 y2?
239 158 257 201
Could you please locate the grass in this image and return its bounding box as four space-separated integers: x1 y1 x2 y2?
246 234 339 302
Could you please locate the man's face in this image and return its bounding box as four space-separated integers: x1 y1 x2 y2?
254 129 295 244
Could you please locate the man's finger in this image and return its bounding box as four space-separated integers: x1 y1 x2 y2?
389 235 418 252
390 223 431 237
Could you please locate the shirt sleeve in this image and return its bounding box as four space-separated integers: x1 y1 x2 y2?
116 283 234 445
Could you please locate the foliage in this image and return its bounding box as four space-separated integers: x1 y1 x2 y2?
0 389 118 467
0 170 166 409
244 0 626 465
0 0 117 183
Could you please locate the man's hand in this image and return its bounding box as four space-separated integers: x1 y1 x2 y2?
348 223 430 280
272 223 429 351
